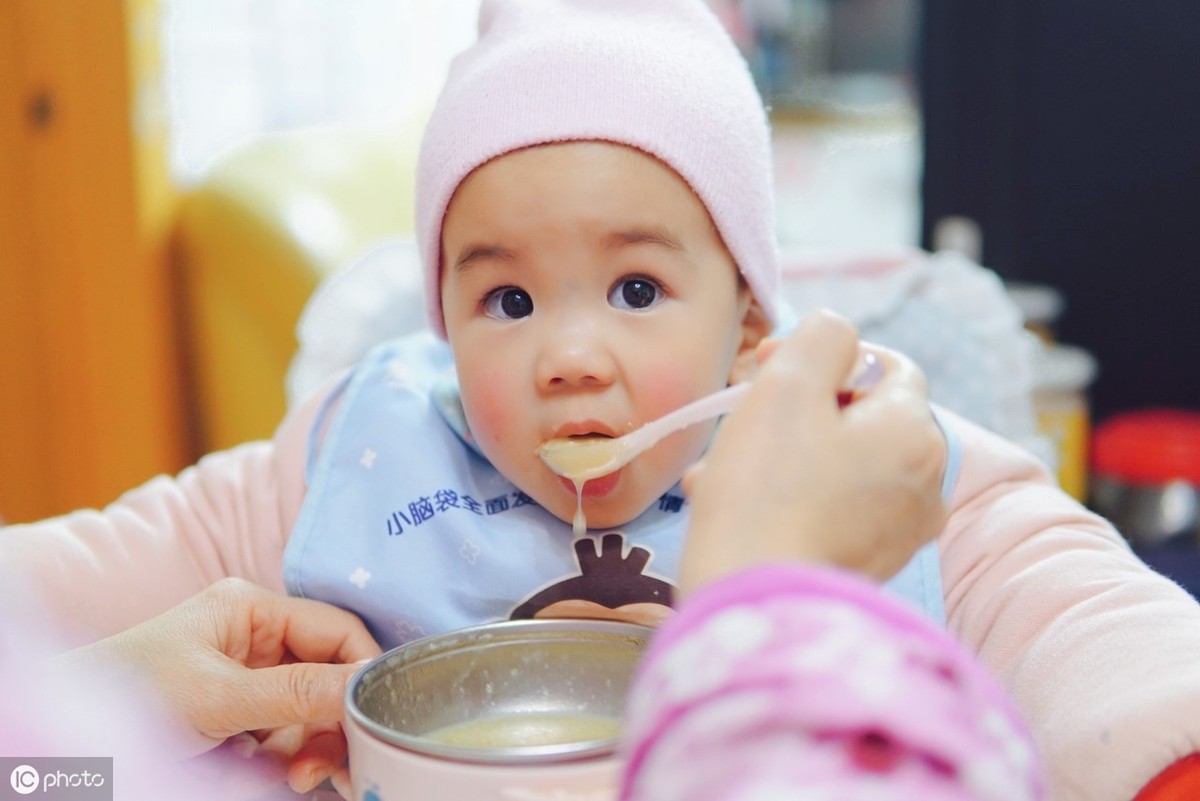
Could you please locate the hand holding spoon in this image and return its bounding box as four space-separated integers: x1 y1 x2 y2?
538 351 884 483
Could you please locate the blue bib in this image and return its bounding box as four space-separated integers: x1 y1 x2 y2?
284 332 951 650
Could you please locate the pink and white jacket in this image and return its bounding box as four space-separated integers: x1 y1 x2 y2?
621 563 1041 800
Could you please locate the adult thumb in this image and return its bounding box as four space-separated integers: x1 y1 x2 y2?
227 662 362 732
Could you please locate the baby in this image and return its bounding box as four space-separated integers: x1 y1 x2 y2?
3 1 1200 799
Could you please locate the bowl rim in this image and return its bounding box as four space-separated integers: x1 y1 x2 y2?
345 618 653 764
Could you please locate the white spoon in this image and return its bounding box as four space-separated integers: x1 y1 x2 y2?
538 352 884 483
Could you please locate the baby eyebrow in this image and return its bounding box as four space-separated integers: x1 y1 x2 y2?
453 243 517 271
604 227 685 253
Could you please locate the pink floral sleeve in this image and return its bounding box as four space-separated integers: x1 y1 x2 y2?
619 564 1043 801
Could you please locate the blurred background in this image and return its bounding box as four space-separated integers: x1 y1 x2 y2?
2 2 1198 548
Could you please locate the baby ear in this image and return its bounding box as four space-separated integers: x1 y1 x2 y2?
728 293 772 385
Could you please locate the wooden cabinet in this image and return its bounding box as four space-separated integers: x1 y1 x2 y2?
0 1 187 522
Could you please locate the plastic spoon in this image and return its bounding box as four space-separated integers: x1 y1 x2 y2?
538 351 884 483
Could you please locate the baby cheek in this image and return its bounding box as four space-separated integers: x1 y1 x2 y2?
634 365 724 470
458 357 535 448
636 365 706 422
460 377 517 447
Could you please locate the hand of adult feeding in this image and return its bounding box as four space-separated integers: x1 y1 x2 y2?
677 310 948 600
52 577 381 796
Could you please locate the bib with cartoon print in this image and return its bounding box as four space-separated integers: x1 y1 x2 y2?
284 331 949 650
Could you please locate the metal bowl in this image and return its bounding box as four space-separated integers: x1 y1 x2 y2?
346 619 651 765
1089 409 1200 548
1090 476 1199 547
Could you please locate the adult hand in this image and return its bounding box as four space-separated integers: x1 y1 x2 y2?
679 310 947 599
54 577 381 795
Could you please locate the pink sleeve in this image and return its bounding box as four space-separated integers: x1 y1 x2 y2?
938 408 1200 800
0 383 328 650
619 564 1042 801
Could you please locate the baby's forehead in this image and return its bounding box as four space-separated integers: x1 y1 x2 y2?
443 142 729 254
451 141 717 220
461 141 688 187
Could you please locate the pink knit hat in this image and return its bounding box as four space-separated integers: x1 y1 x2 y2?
415 0 780 337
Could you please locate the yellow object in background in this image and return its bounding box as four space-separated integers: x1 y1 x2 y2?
1032 343 1098 501
1036 391 1091 501
172 124 418 453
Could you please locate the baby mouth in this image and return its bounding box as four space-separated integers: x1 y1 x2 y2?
551 419 618 440
566 433 611 444
540 430 619 479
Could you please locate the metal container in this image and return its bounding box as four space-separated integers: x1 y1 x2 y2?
1089 409 1200 547
345 619 651 801
1090 476 1199 546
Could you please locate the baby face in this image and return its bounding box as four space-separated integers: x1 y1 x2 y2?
440 141 766 529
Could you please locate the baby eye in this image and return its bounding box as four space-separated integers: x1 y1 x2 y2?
609 277 663 311
483 287 534 320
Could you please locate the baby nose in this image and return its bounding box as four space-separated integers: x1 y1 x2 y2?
536 323 617 389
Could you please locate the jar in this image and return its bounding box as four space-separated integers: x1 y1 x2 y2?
1006 281 1065 343
1090 409 1200 547
1032 343 1097 501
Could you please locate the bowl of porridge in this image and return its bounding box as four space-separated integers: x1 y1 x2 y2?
345 618 652 800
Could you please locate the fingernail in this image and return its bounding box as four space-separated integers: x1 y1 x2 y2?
291 766 334 794
288 766 327 794
228 733 259 759
331 771 353 800
287 772 310 794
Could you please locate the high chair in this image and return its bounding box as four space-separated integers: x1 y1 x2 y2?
775 246 1045 458
172 124 418 453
